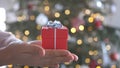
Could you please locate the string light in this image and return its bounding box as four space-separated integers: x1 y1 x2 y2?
44 6 50 11
91 13 96 18
64 62 70 65
85 58 90 64
36 35 42 40
99 15 104 21
79 25 84 31
93 37 98 42
65 9 70 15
24 30 30 36
71 27 76 33
91 13 100 18
106 44 111 51
85 9 91 15
7 64 13 68
97 59 103 64
54 12 60 18
17 15 26 22
89 50 94 55
24 65 29 68
77 39 83 45
75 64 81 68
94 50 98 56
17 16 23 22
88 17 94 23
21 15 26 21
30 15 35 21
36 25 41 30
96 66 101 68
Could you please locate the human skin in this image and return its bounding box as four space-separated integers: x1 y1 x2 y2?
0 40 78 68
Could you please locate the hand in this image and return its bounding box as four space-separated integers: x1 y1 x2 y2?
0 40 78 68
29 40 78 67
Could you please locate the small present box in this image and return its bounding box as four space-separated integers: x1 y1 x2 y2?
41 21 68 49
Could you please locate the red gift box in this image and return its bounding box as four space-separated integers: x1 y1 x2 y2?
42 26 68 49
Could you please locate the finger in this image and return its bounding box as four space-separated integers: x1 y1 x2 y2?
39 54 74 65
29 40 42 45
45 49 72 57
72 53 78 61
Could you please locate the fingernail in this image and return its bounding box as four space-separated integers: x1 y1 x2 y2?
74 55 78 61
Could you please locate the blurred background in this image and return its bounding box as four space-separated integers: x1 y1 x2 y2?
0 0 120 68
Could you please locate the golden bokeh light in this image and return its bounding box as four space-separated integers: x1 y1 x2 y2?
85 9 91 15
71 27 76 33
88 17 94 23
75 64 81 68
64 62 70 65
44 6 50 11
17 16 23 22
30 15 35 21
24 30 30 36
96 66 101 68
24 65 29 68
22 15 26 20
97 59 103 64
36 25 41 30
65 9 70 15
54 12 60 18
94 50 98 56
36 35 42 40
79 25 84 31
89 50 94 55
85 58 90 64
93 37 98 42
77 39 83 45
8 64 13 68
106 44 111 51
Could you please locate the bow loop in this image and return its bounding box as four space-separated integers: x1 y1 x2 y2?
47 20 62 28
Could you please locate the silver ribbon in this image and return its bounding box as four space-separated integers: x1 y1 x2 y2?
47 20 62 28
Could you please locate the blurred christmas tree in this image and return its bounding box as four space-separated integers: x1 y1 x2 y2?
6 0 120 68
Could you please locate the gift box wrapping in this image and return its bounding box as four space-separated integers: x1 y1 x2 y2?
42 26 68 49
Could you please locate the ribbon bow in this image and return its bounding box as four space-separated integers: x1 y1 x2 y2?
47 20 62 28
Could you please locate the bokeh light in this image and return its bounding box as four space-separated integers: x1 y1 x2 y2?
71 27 76 33
54 12 60 18
44 6 50 11
79 25 84 31
77 39 83 45
65 9 70 15
85 58 91 64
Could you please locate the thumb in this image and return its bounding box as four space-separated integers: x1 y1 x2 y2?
29 40 42 45
28 40 45 56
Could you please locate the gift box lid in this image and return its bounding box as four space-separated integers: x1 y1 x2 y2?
42 26 68 39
